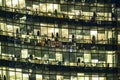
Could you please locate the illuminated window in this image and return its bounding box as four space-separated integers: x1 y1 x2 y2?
21 49 28 59
56 75 63 80
23 74 29 80
36 74 42 80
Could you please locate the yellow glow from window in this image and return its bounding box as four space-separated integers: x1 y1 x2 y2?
91 30 97 36
71 76 77 80
47 4 59 12
33 4 39 11
6 0 25 8
12 0 18 7
85 77 89 80
47 4 53 12
10 71 15 76
92 77 98 80
77 73 84 76
36 74 42 80
106 51 115 54
40 4 46 12
40 3 59 12
57 75 63 80
118 34 120 44
16 69 22 72
6 0 11 7
48 28 59 34
84 54 91 62
23 74 29 80
92 59 98 63
0 0 2 6
62 29 68 38
9 68 15 71
107 55 112 63
107 31 112 38
19 0 25 8
99 77 106 80
92 75 99 80
54 4 59 10
7 25 13 30
56 53 62 61
16 72 22 80
78 77 84 80
21 49 28 58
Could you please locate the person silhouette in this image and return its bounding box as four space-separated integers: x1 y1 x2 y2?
92 35 96 44
77 58 80 66
4 75 6 80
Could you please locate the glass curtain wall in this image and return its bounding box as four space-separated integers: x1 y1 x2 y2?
0 0 118 80
0 24 117 67
0 67 117 80
0 0 115 21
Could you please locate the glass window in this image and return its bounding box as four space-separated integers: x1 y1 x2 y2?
16 69 22 80
118 31 120 44
50 75 56 80
21 49 28 59
6 0 12 7
41 27 47 36
0 0 2 6
36 74 42 80
56 53 62 61
0 42 1 56
56 75 63 80
35 50 41 59
43 75 49 80
23 73 29 80
84 53 91 63
92 75 99 80
49 51 55 60
9 68 15 80
61 4 67 12
98 53 106 61
77 73 84 80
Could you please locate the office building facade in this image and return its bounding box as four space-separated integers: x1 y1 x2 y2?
0 0 120 80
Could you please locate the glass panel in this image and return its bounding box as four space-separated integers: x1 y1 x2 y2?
9 69 15 80
41 27 47 36
107 54 113 67
16 71 22 80
57 75 63 80
0 0 2 6
118 32 120 44
78 77 84 80
91 30 97 44
36 74 42 80
62 29 68 41
18 0 25 9
6 0 12 7
84 50 91 63
23 74 29 80
21 49 28 59
0 67 2 79
99 77 106 80
56 53 62 63
85 76 89 80
0 42 1 55
71 76 77 80
11 0 18 8
92 75 98 80
43 75 49 80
